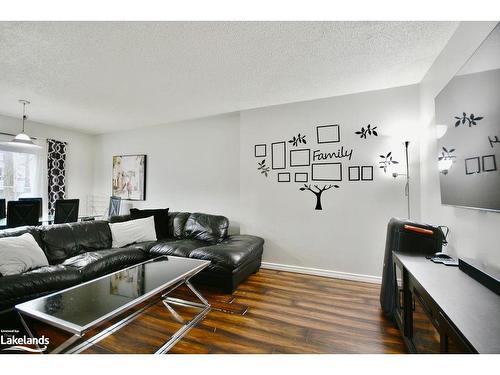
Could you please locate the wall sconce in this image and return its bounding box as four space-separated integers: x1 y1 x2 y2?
438 158 453 175
392 141 411 219
436 124 448 139
438 146 456 175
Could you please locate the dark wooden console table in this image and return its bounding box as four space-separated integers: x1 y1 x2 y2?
393 252 500 353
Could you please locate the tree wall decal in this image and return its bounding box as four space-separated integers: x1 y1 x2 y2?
379 152 399 173
288 133 307 147
355 124 378 139
257 159 270 177
438 146 456 162
454 112 483 127
299 184 339 210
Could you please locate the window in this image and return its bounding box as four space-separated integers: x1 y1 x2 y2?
0 149 41 202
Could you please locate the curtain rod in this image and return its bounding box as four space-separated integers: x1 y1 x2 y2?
0 131 68 145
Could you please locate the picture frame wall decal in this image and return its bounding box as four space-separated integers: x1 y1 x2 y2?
361 166 374 181
294 172 308 183
348 165 374 181
271 141 286 170
254 144 267 157
112 154 147 201
316 124 340 144
465 157 481 175
290 149 311 167
311 162 342 181
482 155 497 172
277 172 291 182
348 166 360 181
251 119 383 211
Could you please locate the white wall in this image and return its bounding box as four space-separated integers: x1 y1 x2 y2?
0 113 95 215
419 21 500 269
92 113 241 233
239 85 421 279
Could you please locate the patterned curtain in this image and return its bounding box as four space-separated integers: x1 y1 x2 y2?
47 139 67 215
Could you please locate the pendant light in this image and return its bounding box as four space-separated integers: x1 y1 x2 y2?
10 99 41 148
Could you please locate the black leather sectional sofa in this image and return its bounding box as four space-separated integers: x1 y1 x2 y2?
0 211 264 312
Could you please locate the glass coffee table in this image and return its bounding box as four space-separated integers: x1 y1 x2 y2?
16 256 211 354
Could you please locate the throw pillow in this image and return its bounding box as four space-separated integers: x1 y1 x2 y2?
0 233 49 276
109 216 157 248
130 208 170 239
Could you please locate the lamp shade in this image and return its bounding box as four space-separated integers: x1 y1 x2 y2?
8 99 41 149
10 133 41 148
439 158 453 173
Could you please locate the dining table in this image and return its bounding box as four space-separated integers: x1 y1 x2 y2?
0 214 105 230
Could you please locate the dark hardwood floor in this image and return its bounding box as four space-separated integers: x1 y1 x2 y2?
30 269 407 354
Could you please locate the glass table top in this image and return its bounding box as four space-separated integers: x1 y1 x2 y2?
0 214 104 229
16 256 210 335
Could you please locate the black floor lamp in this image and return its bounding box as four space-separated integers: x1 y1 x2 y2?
392 141 411 219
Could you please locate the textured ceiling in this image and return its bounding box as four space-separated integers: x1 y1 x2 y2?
0 21 458 134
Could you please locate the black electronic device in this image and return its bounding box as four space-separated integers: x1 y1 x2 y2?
428 252 459 266
459 258 500 295
433 252 452 259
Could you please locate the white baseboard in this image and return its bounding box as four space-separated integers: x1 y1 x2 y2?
261 262 382 284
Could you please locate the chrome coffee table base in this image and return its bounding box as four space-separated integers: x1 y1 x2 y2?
19 279 211 354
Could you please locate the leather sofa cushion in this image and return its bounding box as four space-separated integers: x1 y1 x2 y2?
189 235 264 273
40 221 112 264
0 264 81 311
169 212 190 238
149 239 208 257
62 247 149 281
184 213 229 243
40 224 80 264
108 215 131 223
70 221 112 252
130 208 170 239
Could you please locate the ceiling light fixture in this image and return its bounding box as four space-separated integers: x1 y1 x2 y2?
10 99 41 148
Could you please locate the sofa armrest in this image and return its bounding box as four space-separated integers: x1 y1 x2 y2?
188 235 264 271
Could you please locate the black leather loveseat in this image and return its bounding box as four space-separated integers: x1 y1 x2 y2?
0 211 264 312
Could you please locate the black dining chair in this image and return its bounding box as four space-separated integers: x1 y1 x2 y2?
54 199 80 224
7 201 40 228
19 197 43 218
108 196 121 217
0 199 5 220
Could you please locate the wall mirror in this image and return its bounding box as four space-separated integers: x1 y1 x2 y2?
435 22 500 212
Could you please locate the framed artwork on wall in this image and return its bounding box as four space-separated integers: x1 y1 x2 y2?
290 149 311 167
278 172 291 182
254 144 267 157
112 154 147 200
271 141 286 169
316 124 340 143
311 162 342 181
